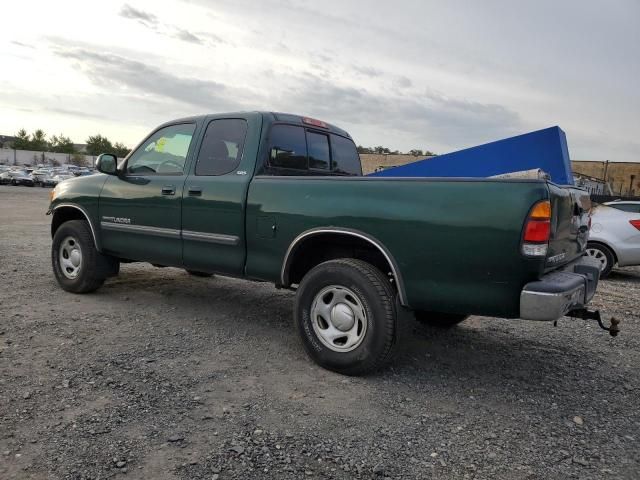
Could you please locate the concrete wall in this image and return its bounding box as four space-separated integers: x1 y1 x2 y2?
572 161 640 195
361 154 640 196
360 154 433 175
4 146 637 195
0 149 97 167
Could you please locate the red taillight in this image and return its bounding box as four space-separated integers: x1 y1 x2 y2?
302 117 328 129
522 200 551 256
630 220 640 231
524 220 551 242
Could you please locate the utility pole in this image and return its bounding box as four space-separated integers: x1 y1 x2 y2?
630 175 636 196
603 160 609 182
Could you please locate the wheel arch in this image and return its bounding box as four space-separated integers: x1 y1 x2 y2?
281 227 408 306
51 204 101 251
587 239 619 263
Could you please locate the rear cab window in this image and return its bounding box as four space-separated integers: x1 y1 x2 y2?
195 119 248 176
269 125 308 171
264 124 361 176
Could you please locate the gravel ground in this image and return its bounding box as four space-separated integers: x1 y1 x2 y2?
1 186 639 480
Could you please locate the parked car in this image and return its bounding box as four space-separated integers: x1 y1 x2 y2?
587 203 640 277
31 169 52 186
0 170 34 186
604 200 640 214
49 174 75 186
40 176 57 188
74 170 95 177
47 112 602 375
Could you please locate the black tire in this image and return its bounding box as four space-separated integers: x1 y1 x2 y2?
11 179 16 186
586 242 615 278
41 182 45 188
295 258 401 376
186 270 214 278
52 220 119 293
414 311 468 329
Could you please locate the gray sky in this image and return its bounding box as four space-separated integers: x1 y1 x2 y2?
1 0 638 161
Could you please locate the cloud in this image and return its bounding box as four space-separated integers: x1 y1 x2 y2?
51 44 247 112
10 41 35 49
353 65 383 78
119 4 158 26
119 3 220 46
274 74 521 148
173 28 203 45
393 76 412 89
46 108 109 120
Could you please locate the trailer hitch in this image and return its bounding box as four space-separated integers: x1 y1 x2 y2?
567 308 620 337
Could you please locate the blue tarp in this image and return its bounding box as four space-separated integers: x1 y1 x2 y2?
369 126 574 185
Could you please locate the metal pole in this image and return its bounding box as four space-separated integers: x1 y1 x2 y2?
603 160 609 182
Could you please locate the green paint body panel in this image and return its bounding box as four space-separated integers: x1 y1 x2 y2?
49 174 110 249
246 176 550 317
49 111 589 319
181 114 262 275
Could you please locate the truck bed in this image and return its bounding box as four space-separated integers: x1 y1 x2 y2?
246 176 580 318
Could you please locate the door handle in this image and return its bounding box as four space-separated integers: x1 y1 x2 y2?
161 185 176 195
187 186 202 196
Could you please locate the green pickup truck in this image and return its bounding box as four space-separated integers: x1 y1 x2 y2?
48 112 602 374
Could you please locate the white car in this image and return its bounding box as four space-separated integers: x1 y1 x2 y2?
604 200 640 214
587 202 640 277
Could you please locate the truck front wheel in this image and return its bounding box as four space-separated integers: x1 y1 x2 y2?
52 220 119 293
294 258 400 375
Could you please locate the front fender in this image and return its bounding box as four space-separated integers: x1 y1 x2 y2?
48 174 110 251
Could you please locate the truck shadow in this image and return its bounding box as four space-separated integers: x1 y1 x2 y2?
101 266 617 398
605 268 640 283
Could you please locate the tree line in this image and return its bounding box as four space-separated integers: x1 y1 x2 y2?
11 129 130 158
356 146 436 156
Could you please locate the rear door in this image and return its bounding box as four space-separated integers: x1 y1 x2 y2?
99 122 198 266
181 115 259 275
545 184 591 269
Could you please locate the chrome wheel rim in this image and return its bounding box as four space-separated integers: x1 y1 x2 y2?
59 236 82 279
586 247 608 272
310 285 368 352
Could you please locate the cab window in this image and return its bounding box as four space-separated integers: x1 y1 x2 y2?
307 131 330 170
265 124 361 176
269 125 308 171
195 119 248 176
126 123 196 175
331 134 361 175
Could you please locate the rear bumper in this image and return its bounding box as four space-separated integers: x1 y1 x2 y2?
520 256 600 321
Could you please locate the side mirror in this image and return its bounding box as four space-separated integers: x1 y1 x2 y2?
96 153 117 175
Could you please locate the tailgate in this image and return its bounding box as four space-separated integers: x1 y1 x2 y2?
545 183 591 269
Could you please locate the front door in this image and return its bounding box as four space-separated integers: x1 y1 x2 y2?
182 117 253 275
99 122 198 266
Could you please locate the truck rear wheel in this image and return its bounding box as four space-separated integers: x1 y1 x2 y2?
294 258 400 376
52 220 119 293
414 311 468 328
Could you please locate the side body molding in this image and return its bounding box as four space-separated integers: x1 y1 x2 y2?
280 227 408 306
50 203 102 251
